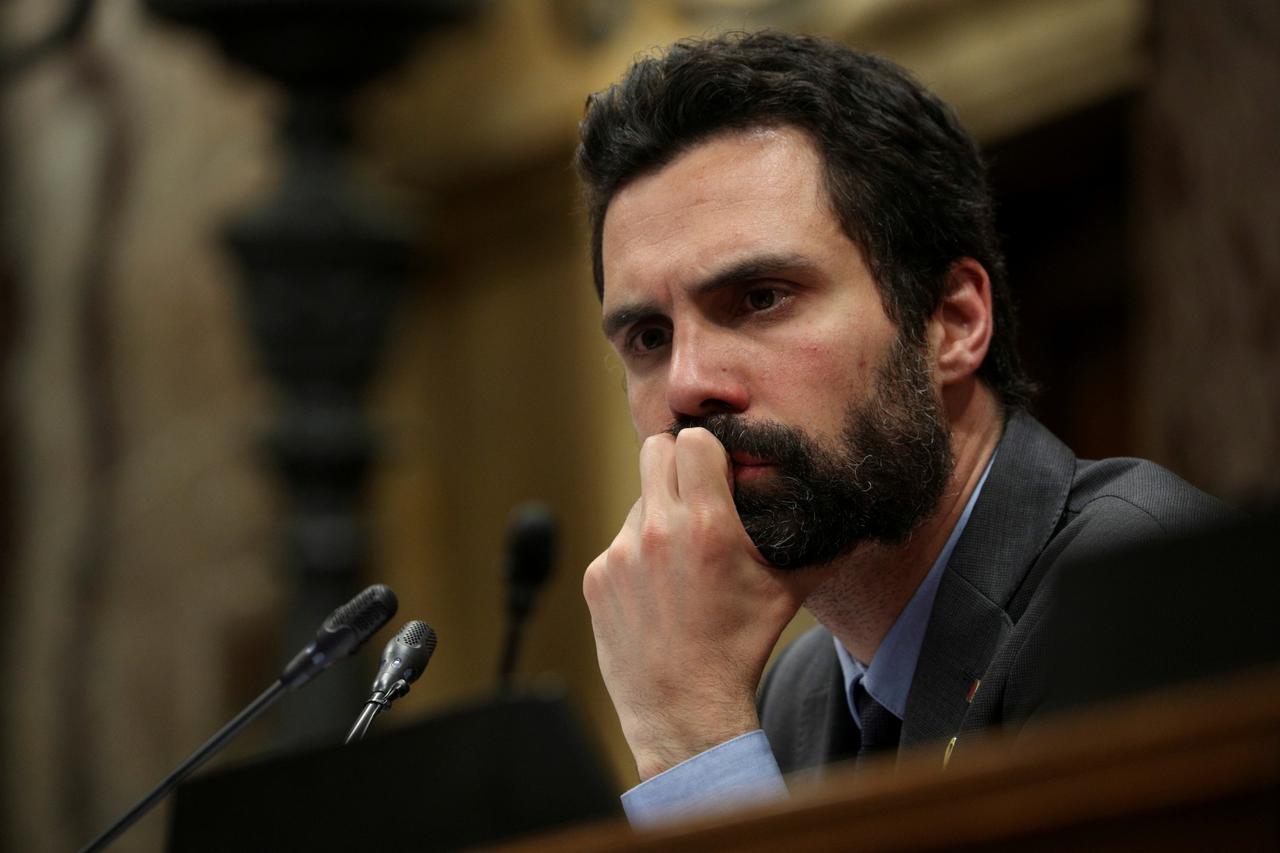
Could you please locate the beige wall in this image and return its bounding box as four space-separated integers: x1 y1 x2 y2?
365 155 640 772
2 4 283 850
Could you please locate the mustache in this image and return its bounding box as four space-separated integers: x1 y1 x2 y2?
667 414 812 468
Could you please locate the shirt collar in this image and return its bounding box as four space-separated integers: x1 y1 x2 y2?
834 451 996 726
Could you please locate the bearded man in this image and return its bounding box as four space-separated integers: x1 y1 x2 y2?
576 31 1227 825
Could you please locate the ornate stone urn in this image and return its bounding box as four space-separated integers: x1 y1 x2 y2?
143 0 480 741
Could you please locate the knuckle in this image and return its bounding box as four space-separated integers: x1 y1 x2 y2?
581 558 605 603
640 432 675 460
675 424 705 444
638 514 672 552
686 501 720 538
676 425 716 452
643 431 676 449
607 537 634 567
685 488 728 528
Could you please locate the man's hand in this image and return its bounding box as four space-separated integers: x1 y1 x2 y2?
583 427 824 781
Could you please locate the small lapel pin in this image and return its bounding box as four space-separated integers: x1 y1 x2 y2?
946 679 981 767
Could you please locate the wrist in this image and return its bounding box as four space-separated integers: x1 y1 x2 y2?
628 707 761 781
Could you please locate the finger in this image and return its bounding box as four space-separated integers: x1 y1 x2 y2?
638 432 680 505
673 427 734 509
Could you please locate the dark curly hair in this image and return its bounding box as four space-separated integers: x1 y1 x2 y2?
575 30 1033 408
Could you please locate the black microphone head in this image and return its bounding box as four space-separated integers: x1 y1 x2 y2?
281 584 398 689
372 619 438 693
395 619 437 651
506 503 557 590
324 584 399 643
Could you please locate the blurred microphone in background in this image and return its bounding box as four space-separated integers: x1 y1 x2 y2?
498 503 557 688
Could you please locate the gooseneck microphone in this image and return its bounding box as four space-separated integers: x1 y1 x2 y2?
345 619 438 743
281 584 401 689
498 503 557 686
80 584 398 853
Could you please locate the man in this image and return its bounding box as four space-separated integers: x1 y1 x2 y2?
575 31 1227 825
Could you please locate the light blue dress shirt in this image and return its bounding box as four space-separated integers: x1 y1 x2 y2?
622 456 995 827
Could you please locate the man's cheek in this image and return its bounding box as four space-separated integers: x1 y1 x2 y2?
627 393 667 438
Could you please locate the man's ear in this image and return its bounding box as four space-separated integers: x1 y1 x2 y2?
928 258 993 386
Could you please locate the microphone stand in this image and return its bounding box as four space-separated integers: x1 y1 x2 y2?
78 583 397 851
344 679 408 744
497 609 526 689
79 680 286 853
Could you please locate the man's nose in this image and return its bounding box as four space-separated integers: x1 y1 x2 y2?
665 328 750 419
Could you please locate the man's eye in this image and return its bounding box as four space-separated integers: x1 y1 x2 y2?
745 288 779 311
631 326 670 352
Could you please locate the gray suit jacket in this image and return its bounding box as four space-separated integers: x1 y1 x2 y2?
758 410 1231 774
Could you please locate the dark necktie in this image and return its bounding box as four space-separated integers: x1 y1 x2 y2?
854 683 902 759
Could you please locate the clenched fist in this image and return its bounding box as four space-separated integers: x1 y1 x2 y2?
583 427 826 780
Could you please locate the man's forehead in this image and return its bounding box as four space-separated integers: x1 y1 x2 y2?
599 127 829 305
604 126 818 220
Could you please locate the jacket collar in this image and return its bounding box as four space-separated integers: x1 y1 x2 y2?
900 410 1076 745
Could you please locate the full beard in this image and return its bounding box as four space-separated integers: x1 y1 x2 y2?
670 337 954 569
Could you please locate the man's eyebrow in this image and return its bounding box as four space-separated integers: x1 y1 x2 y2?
600 252 814 340
690 252 816 298
601 303 660 341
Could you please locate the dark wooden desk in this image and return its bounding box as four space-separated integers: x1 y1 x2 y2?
502 667 1280 851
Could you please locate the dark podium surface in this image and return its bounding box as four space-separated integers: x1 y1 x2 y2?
503 667 1280 852
168 690 619 852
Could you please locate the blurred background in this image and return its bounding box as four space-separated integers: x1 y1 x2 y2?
1 0 1276 850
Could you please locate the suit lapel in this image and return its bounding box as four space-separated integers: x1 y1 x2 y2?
761 626 862 775
787 641 861 774
901 411 1076 746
